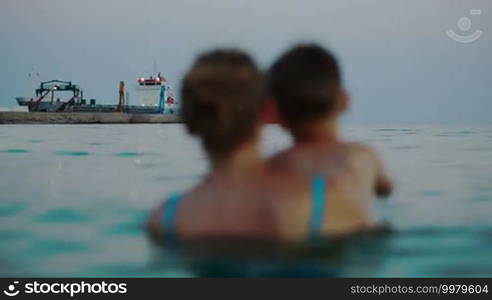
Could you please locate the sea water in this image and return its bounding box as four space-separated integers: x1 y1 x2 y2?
0 124 491 277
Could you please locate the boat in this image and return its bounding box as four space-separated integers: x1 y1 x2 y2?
16 74 180 115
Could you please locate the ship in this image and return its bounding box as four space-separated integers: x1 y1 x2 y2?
16 73 179 115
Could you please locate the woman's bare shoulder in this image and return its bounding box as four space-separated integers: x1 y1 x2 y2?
146 186 199 242
267 148 295 169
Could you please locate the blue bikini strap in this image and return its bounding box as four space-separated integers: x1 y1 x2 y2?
310 175 326 237
162 193 183 240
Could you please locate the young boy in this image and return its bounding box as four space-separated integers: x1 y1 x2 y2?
268 44 393 236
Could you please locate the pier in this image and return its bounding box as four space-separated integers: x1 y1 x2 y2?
0 112 182 124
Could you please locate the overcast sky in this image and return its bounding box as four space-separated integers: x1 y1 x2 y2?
0 0 490 123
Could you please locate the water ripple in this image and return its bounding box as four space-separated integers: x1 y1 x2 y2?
393 145 419 150
463 147 491 152
35 209 93 224
114 152 144 157
54 150 91 156
436 130 478 137
421 190 444 197
471 195 491 202
0 149 29 153
30 239 90 256
28 139 44 143
375 129 415 132
154 174 201 181
0 203 29 217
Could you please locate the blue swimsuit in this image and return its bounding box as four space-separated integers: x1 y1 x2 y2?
162 175 327 240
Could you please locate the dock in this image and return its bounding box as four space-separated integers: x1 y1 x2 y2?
0 112 182 124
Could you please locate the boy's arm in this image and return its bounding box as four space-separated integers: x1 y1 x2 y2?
146 204 165 242
372 149 393 197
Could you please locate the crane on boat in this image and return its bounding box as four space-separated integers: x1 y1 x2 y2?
29 80 83 112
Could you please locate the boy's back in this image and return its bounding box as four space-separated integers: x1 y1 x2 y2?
269 141 392 236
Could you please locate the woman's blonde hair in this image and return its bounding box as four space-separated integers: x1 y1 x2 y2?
181 49 265 158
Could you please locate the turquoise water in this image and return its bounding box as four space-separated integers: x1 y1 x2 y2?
0 124 491 277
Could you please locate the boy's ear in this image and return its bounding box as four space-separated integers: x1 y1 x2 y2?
337 89 350 113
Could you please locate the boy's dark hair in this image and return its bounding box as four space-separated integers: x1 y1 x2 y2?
181 49 264 159
268 44 342 126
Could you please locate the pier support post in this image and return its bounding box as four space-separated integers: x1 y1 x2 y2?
118 81 126 112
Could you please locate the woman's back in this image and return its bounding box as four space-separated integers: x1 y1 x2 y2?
148 166 317 242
